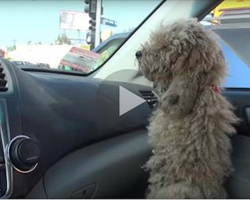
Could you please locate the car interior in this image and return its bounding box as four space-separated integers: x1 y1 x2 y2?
0 0 250 198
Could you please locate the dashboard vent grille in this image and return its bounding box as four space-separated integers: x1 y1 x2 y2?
0 64 8 92
140 90 158 109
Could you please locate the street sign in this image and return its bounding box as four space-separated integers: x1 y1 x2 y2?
101 17 117 27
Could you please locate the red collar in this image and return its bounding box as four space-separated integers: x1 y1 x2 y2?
207 85 221 93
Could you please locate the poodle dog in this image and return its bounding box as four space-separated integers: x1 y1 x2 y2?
136 18 239 199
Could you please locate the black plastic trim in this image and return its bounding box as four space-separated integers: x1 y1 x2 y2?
27 129 151 199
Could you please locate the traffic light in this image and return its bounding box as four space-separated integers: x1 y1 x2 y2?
84 0 98 49
86 31 95 49
89 19 96 32
84 0 102 50
84 0 97 31
86 32 91 45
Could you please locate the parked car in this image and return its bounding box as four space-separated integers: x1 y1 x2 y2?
12 61 32 65
37 63 50 68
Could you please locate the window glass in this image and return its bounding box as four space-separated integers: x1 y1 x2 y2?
0 0 161 74
201 0 250 88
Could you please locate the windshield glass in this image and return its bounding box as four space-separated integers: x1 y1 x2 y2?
0 0 161 74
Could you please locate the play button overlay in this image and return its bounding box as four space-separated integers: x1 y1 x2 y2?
119 86 146 116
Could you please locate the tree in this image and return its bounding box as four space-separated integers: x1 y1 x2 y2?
55 33 71 45
7 45 16 51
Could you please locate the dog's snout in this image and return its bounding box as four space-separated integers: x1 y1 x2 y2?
136 51 142 59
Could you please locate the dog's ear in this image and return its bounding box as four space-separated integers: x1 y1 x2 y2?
160 76 199 116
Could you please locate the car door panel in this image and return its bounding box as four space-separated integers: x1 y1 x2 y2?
227 134 250 198
223 89 250 137
222 89 250 198
27 129 151 199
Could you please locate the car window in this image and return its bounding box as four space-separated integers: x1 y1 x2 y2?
98 38 125 54
201 0 250 88
0 0 161 75
96 38 126 68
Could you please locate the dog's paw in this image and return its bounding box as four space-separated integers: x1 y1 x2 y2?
167 93 179 105
159 93 180 113
161 93 179 106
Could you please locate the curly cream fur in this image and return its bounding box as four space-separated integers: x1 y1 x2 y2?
136 19 240 199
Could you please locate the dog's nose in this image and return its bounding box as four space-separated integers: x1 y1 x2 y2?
135 51 142 59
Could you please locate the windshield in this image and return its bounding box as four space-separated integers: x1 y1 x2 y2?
0 0 161 75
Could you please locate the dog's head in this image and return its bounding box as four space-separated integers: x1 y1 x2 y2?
136 18 226 89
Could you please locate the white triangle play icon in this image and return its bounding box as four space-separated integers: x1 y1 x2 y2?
119 86 146 116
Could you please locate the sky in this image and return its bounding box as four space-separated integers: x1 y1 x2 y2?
0 0 161 47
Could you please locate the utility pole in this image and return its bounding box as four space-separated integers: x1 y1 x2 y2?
95 0 101 47
12 39 17 50
13 39 16 46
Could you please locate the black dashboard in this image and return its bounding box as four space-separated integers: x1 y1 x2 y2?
0 59 155 198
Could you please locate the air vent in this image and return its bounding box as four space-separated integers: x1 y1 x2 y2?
0 64 8 92
140 90 158 109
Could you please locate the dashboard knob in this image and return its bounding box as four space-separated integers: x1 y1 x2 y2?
8 136 40 173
